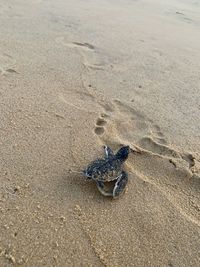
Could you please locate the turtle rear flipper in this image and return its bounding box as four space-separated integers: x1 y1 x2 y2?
113 171 128 198
96 181 113 197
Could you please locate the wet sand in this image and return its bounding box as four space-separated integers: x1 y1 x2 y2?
0 0 200 266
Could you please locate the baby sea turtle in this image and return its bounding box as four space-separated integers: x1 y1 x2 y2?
84 145 131 198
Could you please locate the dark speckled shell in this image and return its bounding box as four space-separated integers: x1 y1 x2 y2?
85 158 123 182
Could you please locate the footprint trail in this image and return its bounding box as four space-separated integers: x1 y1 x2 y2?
92 98 200 226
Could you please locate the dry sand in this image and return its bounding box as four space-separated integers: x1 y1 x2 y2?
0 0 200 266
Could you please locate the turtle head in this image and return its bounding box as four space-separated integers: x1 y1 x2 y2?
83 168 93 179
115 146 130 162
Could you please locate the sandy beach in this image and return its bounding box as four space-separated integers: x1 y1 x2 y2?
0 0 200 266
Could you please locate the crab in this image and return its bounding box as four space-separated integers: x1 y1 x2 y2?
83 145 131 198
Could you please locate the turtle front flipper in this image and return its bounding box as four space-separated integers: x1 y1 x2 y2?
96 181 113 197
113 171 128 198
103 145 114 159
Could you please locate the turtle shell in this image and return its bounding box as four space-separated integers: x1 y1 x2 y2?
85 158 123 182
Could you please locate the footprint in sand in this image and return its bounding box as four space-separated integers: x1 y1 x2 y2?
0 53 17 76
94 116 108 136
72 42 95 50
92 98 199 226
55 36 106 71
150 124 167 145
175 11 194 24
93 101 116 137
94 127 105 135
55 36 94 51
96 118 107 127
93 98 196 171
